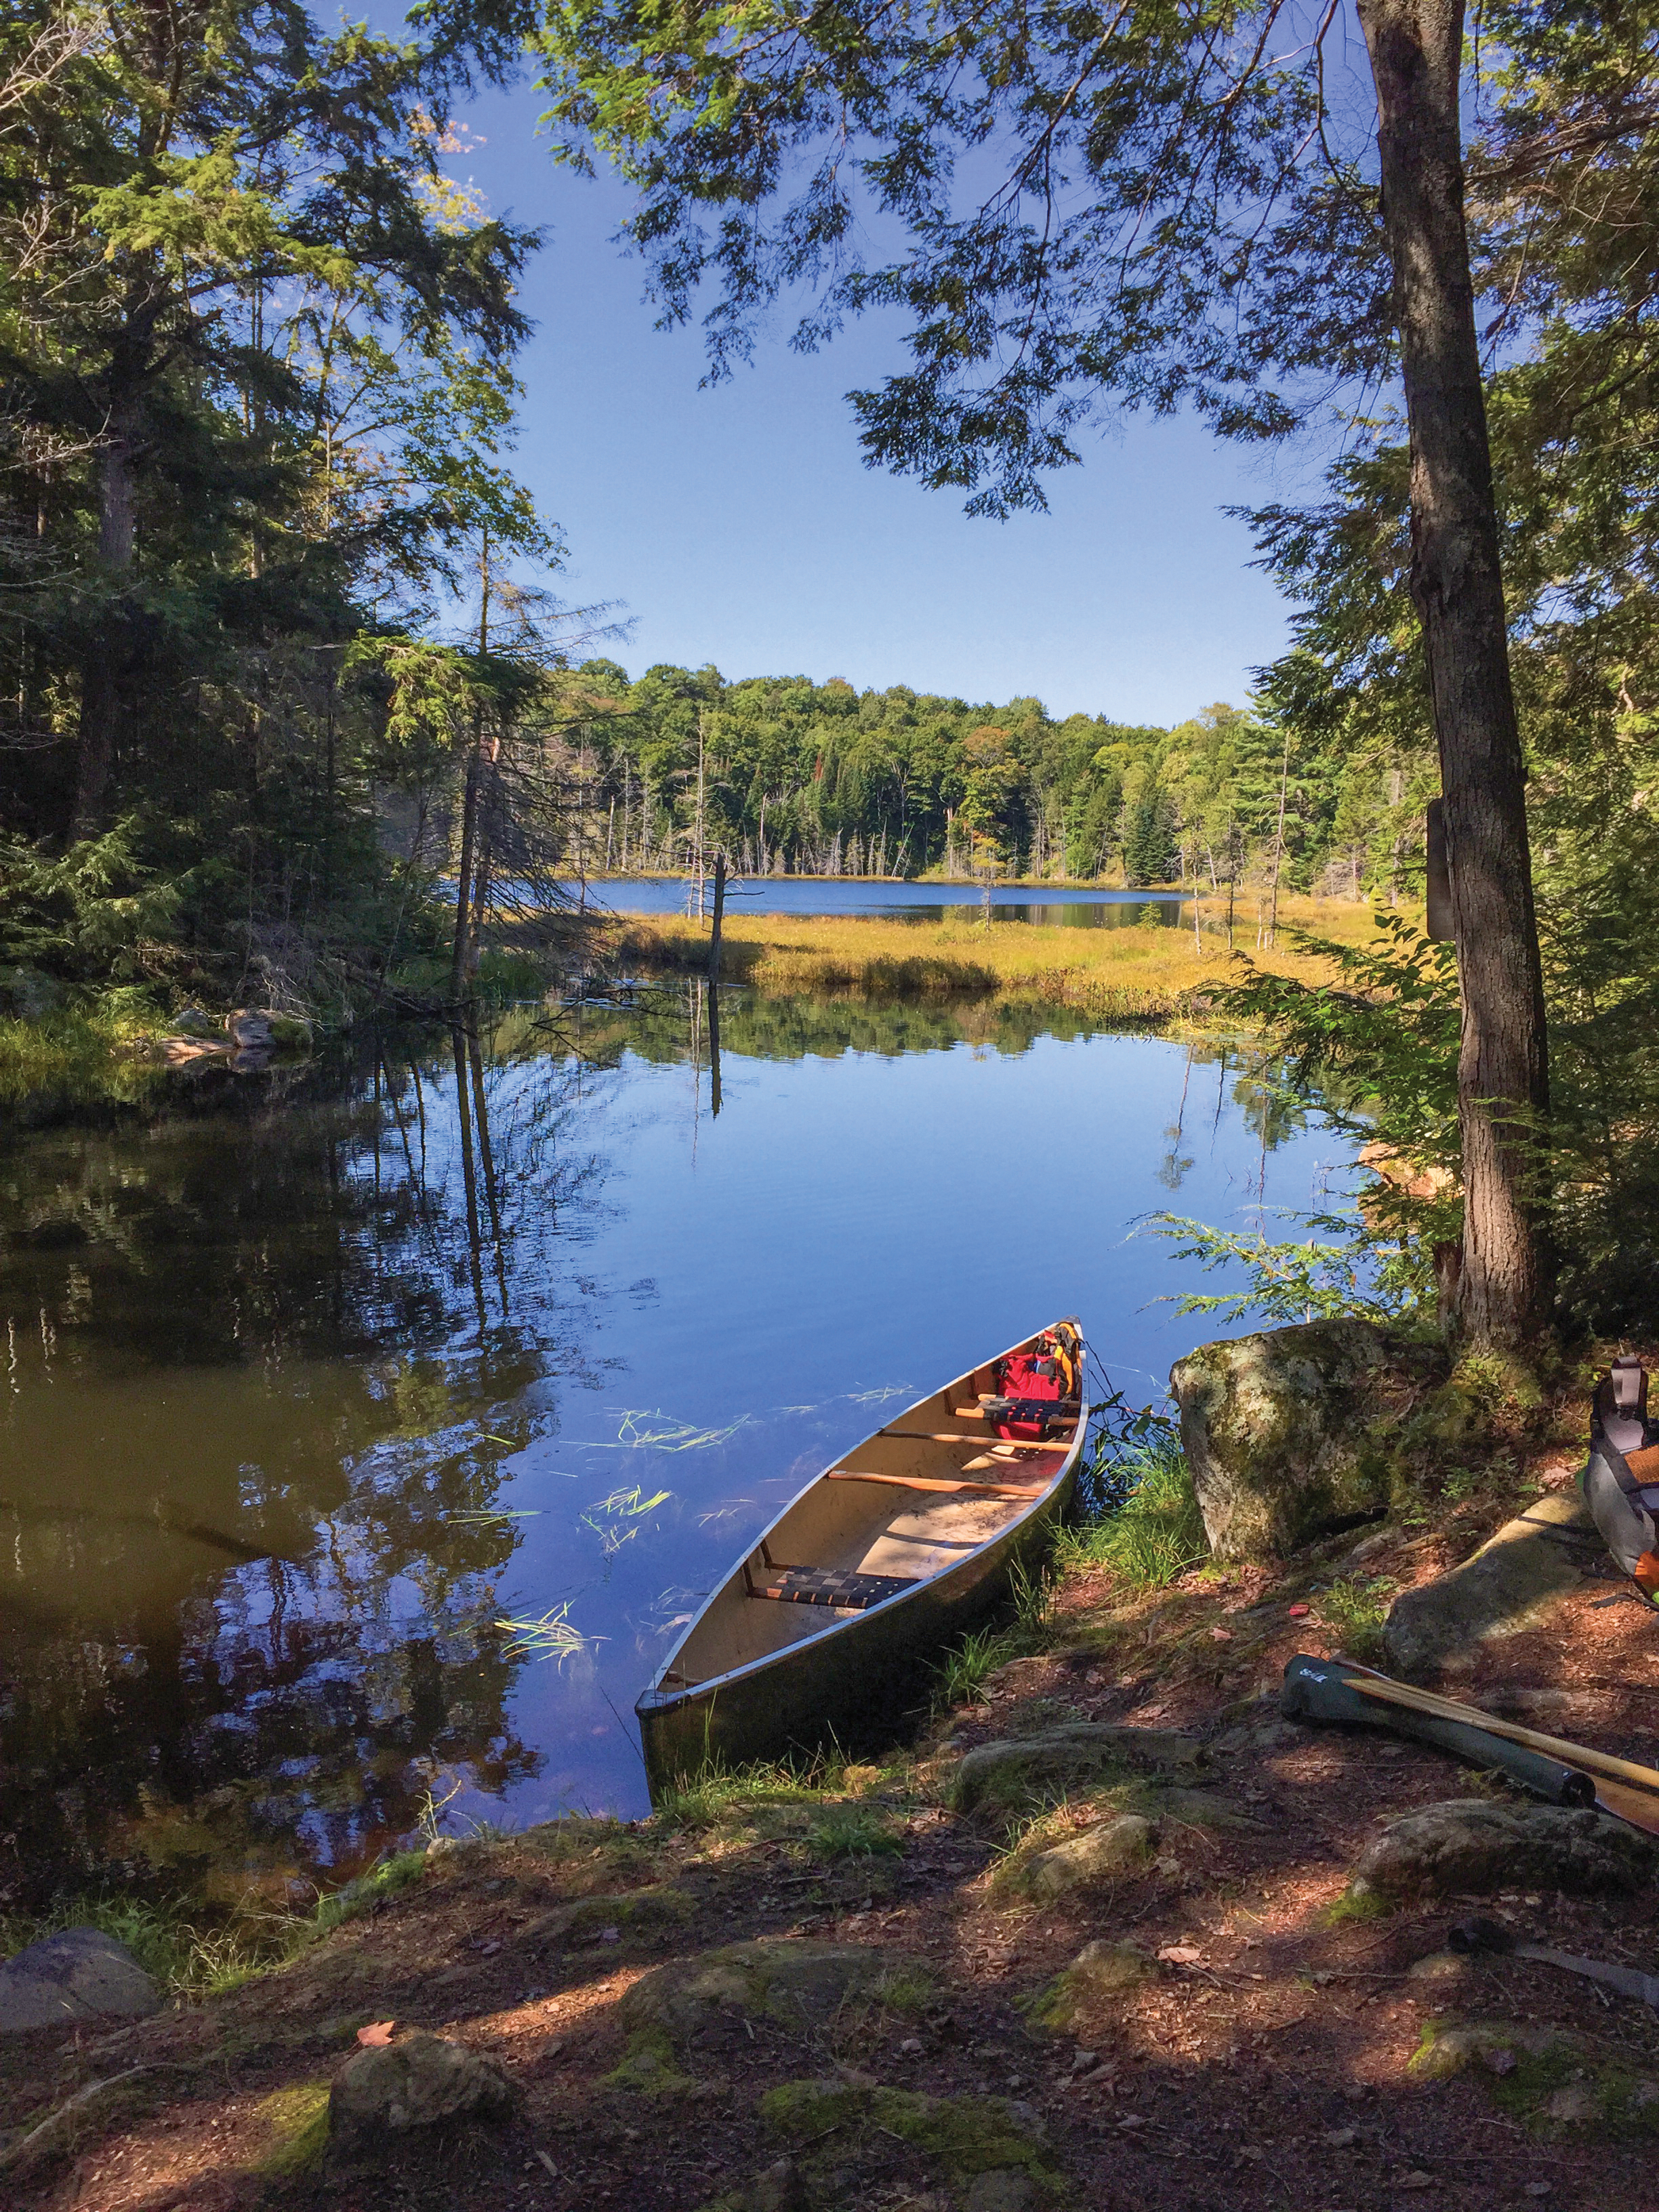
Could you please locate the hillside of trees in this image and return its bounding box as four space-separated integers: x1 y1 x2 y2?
557 671 1428 899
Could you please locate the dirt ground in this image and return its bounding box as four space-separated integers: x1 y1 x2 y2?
7 1473 1659 2212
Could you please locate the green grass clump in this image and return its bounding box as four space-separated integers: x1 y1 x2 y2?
873 1966 934 2015
1315 1573 1397 1661
933 1622 1016 1706
252 2083 331 2175
806 1806 903 1861
0 1846 436 2003
308 1848 429 1937
931 1546 1061 1710
1051 1431 1206 1590
653 1754 844 1833
0 1895 267 1999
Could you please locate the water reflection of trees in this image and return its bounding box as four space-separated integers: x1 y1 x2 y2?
558 982 1125 1071
0 1038 613 1910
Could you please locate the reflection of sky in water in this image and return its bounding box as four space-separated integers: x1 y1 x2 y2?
0 995 1353 1900
571 876 1189 927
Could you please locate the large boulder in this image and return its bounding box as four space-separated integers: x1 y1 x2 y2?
1351 1799 1658 1904
329 2032 518 2150
1383 1491 1600 1679
0 1927 161 2034
1170 1319 1421 1560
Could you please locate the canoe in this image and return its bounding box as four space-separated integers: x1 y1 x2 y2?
635 1319 1087 1799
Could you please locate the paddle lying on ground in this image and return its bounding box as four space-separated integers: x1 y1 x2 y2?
1283 1654 1659 1836
1449 1917 1659 2012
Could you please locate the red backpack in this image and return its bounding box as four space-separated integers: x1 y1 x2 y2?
994 1333 1075 1440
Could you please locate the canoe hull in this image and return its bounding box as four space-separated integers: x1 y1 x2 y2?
637 1448 1078 1798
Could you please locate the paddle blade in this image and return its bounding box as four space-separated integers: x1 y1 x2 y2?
1594 1779 1659 1837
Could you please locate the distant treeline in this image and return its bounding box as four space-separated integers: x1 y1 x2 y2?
560 664 1431 896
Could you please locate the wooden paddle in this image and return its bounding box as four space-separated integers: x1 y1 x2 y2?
1589 1778 1659 1837
1336 1663 1659 1795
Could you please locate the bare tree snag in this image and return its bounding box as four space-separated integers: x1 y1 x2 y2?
70 414 136 841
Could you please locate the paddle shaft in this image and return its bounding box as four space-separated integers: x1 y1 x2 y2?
1337 1664 1659 1796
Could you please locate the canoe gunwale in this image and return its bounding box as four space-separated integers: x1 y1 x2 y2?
634 1319 1087 1743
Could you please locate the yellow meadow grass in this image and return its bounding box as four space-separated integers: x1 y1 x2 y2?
609 894 1389 1020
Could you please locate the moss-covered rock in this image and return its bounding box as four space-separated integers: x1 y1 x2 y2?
328 2032 519 2150
946 1724 1205 1817
1170 1319 1425 1560
1349 1800 1658 1904
1410 2019 1659 2135
525 1883 695 1947
619 1941 890 2047
251 2082 331 2175
1023 1940 1155 2032
758 2078 1065 2201
602 2025 699 2097
1019 1814 1156 1900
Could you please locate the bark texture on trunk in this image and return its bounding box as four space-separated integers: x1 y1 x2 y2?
1357 0 1551 1346
70 419 137 841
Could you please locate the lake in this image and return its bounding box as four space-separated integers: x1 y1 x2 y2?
571 876 1190 928
0 987 1349 1909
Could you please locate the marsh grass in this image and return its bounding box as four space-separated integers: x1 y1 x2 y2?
495 1600 591 1663
0 1004 167 1105
613 897 1382 1017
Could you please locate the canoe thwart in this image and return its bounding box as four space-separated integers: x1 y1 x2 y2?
743 1561 918 1610
881 1429 1071 1448
829 1470 1047 1499
950 1399 1079 1425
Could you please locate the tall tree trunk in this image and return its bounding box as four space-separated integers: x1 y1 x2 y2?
70 417 136 841
1357 0 1551 1346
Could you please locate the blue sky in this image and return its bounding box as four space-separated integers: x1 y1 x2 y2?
444 74 1303 726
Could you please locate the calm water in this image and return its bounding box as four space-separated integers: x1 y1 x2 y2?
573 876 1189 928
0 991 1347 1908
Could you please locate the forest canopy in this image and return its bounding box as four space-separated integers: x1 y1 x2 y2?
557 668 1423 902
0 0 600 1015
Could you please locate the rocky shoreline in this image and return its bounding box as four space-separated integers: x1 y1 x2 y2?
5 1344 1659 2211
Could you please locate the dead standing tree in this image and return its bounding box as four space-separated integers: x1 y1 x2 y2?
541 0 1553 1343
